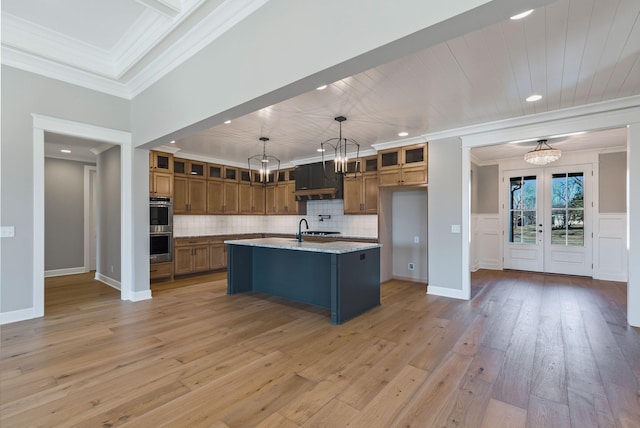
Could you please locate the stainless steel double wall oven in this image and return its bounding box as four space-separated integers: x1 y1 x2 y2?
150 197 173 263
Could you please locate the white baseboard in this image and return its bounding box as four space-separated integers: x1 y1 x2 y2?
0 307 36 325
427 285 465 300
44 267 86 277
594 272 628 282
130 290 152 301
478 262 502 270
95 273 121 290
471 262 480 272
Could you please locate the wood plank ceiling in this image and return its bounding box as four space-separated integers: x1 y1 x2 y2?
173 0 640 165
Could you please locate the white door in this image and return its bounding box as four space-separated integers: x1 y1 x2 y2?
503 165 592 276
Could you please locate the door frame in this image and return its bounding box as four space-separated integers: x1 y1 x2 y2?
83 165 97 272
502 163 594 276
33 114 134 318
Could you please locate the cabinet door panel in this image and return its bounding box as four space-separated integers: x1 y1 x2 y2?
363 175 379 213
223 182 239 213
193 246 209 272
153 172 173 197
286 182 297 214
209 244 225 270
252 186 265 214
239 184 252 214
265 186 276 214
174 177 189 213
174 247 193 275
343 177 363 213
207 181 224 214
189 179 207 213
378 170 401 187
275 185 288 213
402 166 427 186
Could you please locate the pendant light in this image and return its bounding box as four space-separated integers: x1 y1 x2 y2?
524 139 561 165
320 116 360 177
248 137 281 185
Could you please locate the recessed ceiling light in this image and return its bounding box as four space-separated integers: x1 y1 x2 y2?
60 149 71 153
317 148 325 152
224 120 231 124
170 140 175 144
398 132 409 137
316 85 327 90
526 94 542 102
510 9 533 20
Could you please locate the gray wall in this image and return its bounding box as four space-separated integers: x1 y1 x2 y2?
97 146 121 283
428 138 463 291
392 189 428 282
44 158 94 271
477 164 499 214
0 65 130 313
599 152 627 213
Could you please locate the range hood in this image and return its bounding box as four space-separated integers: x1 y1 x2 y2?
294 162 343 201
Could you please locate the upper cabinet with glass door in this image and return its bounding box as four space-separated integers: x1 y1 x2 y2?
378 143 427 187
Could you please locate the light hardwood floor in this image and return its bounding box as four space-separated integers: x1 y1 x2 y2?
1 270 639 427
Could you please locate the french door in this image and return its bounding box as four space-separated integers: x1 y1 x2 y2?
503 165 592 276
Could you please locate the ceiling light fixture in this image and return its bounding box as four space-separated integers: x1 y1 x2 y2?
320 116 360 177
510 9 534 20
60 149 71 153
170 140 175 144
398 131 409 137
524 139 561 165
248 137 280 185
224 120 231 124
526 94 542 102
316 85 327 90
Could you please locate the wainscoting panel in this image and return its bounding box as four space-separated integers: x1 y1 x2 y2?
472 214 501 271
595 214 627 282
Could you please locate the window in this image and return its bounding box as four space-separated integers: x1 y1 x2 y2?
509 176 537 243
551 172 584 246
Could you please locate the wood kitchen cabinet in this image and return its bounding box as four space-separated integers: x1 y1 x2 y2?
174 158 206 177
150 171 173 197
174 176 206 214
205 164 239 214
239 170 265 214
149 151 174 196
150 151 174 173
378 143 428 187
209 240 226 270
343 156 379 214
149 261 172 280
174 238 209 275
267 169 300 214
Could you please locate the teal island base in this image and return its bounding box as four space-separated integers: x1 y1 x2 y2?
225 238 381 324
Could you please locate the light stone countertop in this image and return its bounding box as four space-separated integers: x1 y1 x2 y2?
224 237 382 254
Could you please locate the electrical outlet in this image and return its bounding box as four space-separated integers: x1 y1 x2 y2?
110 265 114 273
408 262 415 271
0 226 15 238
414 236 419 244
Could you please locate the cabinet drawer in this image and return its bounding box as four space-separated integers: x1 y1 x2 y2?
150 262 172 279
175 237 209 247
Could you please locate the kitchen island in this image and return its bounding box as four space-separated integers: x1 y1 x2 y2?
225 237 381 324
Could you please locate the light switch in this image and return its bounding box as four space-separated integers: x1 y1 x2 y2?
1 226 15 238
451 224 461 234
414 236 419 244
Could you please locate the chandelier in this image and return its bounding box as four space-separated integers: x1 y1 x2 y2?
524 139 561 165
320 116 360 176
248 137 280 185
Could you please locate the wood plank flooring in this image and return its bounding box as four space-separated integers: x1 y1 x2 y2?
1 270 639 427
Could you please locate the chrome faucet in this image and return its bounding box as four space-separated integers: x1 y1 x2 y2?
297 218 309 242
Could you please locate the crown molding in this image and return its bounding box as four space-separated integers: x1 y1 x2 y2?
136 0 182 17
370 135 428 152
3 47 132 98
1 13 113 76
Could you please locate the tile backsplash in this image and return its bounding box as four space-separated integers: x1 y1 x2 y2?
174 199 377 238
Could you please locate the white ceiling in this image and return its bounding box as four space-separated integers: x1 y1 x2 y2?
44 132 114 163
3 0 639 166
